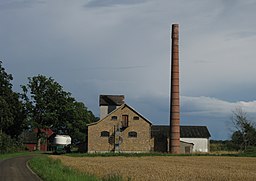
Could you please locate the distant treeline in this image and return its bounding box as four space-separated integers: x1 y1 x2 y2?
210 140 238 151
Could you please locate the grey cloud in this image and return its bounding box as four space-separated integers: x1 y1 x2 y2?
0 0 44 10
226 31 256 40
207 83 256 102
2 0 256 140
85 0 147 8
218 0 239 17
181 96 256 139
127 95 256 139
181 96 256 114
82 65 147 71
190 59 213 64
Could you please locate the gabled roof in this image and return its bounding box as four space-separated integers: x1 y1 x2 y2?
124 104 152 125
99 95 125 106
87 103 152 126
151 125 211 138
21 128 55 144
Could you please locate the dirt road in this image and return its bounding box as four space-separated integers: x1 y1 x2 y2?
0 155 42 181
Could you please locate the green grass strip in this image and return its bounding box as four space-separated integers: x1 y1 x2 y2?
65 152 229 157
66 151 256 158
29 156 113 181
66 152 172 157
0 152 32 160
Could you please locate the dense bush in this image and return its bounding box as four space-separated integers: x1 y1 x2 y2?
0 132 24 153
210 140 240 152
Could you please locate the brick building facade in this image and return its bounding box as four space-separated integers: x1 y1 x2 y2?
87 103 152 153
87 95 210 153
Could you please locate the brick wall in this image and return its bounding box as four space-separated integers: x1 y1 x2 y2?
88 105 152 153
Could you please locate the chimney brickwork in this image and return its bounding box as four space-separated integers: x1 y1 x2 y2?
170 24 180 154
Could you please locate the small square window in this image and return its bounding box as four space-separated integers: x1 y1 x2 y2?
128 131 137 138
111 116 117 120
133 116 139 120
101 131 110 137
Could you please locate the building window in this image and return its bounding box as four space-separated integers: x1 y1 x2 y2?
122 115 129 128
111 116 117 120
101 131 109 137
133 116 139 120
128 131 137 138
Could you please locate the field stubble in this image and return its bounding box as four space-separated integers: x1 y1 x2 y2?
50 155 256 181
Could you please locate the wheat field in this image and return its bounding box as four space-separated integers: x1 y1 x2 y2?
50 155 256 181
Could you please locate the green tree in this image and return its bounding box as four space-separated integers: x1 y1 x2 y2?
21 75 70 150
231 108 256 151
0 61 26 153
52 97 97 143
0 61 25 138
65 101 97 143
22 75 97 150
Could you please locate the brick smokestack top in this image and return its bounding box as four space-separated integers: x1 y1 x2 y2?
170 24 180 154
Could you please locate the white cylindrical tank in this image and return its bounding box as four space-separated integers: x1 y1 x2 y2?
53 135 71 145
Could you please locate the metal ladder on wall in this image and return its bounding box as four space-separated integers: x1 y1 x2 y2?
114 124 122 152
112 117 129 152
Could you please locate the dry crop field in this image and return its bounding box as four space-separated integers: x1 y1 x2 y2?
50 155 256 181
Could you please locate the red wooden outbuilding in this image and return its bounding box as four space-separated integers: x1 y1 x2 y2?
22 128 54 151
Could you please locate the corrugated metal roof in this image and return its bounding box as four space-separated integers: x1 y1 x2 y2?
99 95 125 106
152 125 211 138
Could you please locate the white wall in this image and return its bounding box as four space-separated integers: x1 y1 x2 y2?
180 138 209 152
100 106 108 119
100 105 120 119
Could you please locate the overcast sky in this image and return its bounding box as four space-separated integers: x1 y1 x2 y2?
1 0 256 140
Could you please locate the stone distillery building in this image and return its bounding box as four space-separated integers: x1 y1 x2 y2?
86 95 211 153
87 95 152 153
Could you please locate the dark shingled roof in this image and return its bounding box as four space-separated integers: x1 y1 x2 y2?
180 126 211 138
99 95 125 106
151 125 211 138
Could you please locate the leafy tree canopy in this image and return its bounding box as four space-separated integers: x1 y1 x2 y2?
21 75 71 129
0 61 25 138
22 75 97 148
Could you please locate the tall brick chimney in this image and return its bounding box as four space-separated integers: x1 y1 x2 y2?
169 24 180 154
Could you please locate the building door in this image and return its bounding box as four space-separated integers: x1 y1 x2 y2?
185 146 191 154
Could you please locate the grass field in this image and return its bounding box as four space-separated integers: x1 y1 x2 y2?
50 155 256 181
29 156 100 181
0 152 33 160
